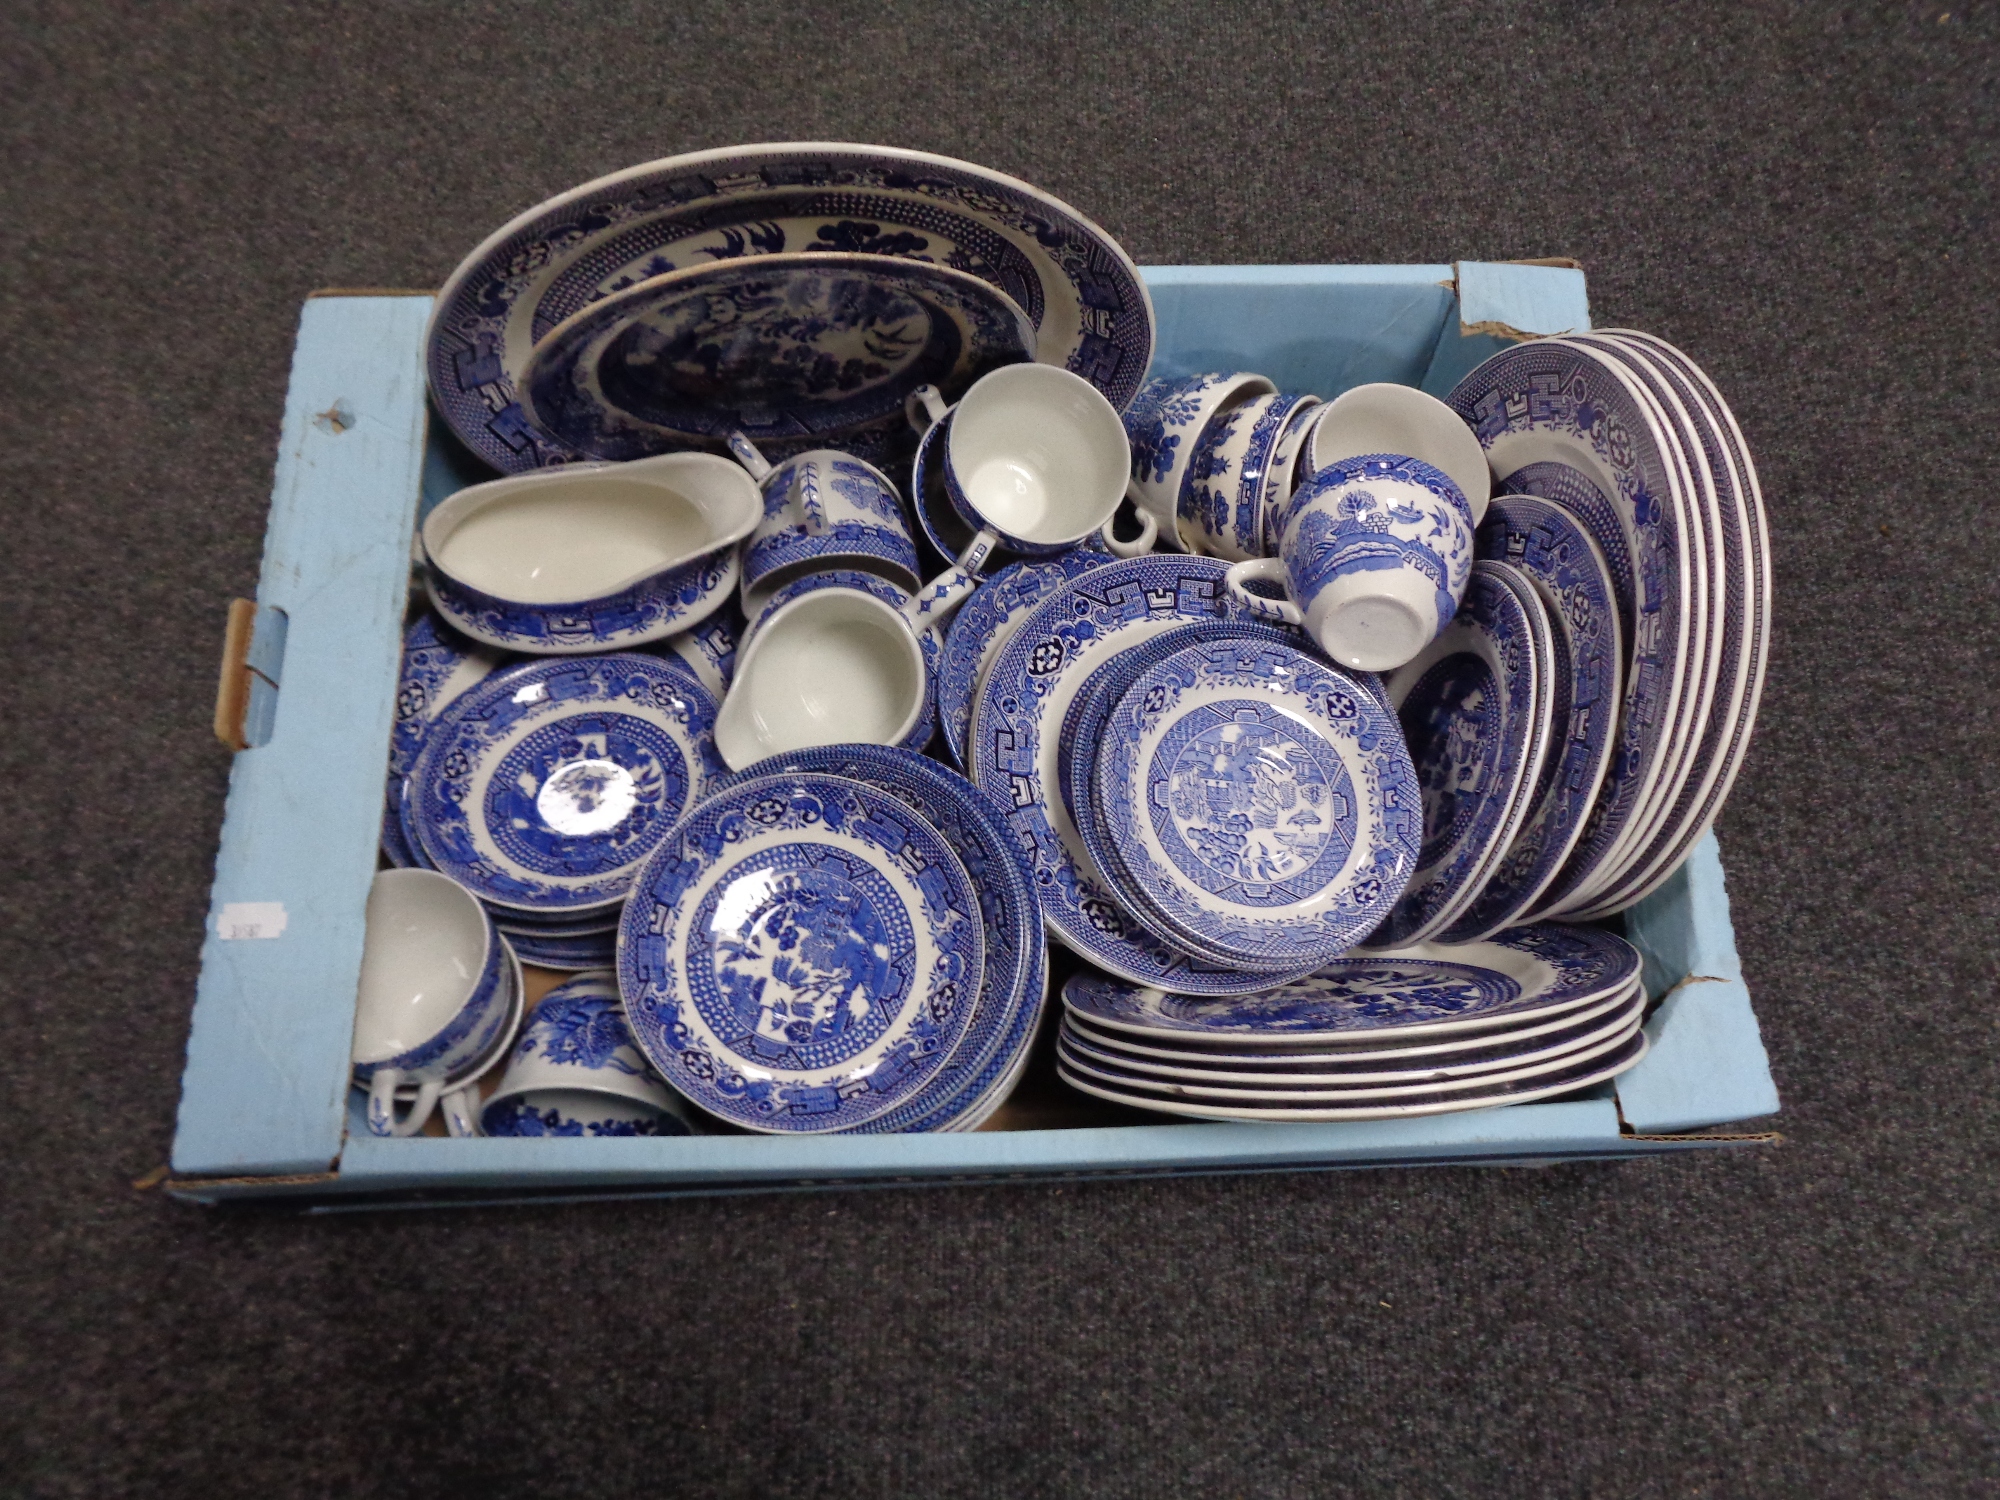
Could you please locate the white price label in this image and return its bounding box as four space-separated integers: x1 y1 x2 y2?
217 901 288 940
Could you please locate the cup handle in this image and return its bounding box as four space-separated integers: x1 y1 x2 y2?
1099 504 1158 559
1223 558 1305 626
725 430 772 482
441 1085 481 1139
904 384 948 436
366 1070 445 1138
902 565 980 634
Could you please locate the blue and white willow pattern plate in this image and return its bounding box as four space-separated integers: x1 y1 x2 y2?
972 554 1330 995
1092 638 1420 969
1444 496 1623 940
383 612 507 867
1372 562 1550 948
708 746 1045 1132
519 253 1035 461
1060 922 1642 1043
1449 341 1696 914
617 772 985 1132
501 928 619 971
1056 1028 1649 1123
426 144 1157 472
408 653 725 915
935 550 1117 768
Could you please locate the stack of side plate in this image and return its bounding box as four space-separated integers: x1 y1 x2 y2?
1446 331 1768 917
1055 924 1648 1122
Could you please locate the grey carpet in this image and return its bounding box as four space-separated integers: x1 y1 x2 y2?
2 2 1995 1495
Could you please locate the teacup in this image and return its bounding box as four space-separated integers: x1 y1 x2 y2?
1260 398 1325 554
421 452 759 654
479 973 695 1137
1298 382 1492 525
350 869 516 1137
1225 453 1475 672
725 439 921 610
714 584 936 769
1124 370 1276 546
1178 391 1321 562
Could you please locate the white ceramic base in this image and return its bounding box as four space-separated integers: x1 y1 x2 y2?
1304 569 1441 672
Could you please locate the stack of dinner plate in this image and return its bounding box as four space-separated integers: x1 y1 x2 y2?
1055 924 1646 1122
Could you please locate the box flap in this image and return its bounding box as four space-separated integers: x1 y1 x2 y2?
1420 260 1591 397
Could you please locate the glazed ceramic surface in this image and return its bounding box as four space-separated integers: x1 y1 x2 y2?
425 143 1156 472
714 586 931 769
408 654 725 914
1057 1011 1643 1103
707 746 1046 1133
422 454 756 653
1057 990 1643 1086
1059 922 1641 1042
501 928 619 971
479 973 693 1136
1091 638 1419 969
382 613 507 867
732 442 920 601
934 550 1116 768
1180 391 1320 562
519 253 1034 461
1057 1027 1648 1122
655 592 746 699
350 869 512 1136
1372 562 1552 946
617 772 985 1132
972 554 1337 994
1123 372 1275 544
1063 980 1639 1066
1449 340 1699 913
1444 495 1622 938
1231 454 1475 673
1300 382 1493 524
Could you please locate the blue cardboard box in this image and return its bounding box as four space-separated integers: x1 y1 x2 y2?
170 263 1779 1208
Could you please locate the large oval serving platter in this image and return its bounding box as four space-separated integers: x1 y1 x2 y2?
617 771 985 1133
407 653 725 915
1059 923 1642 1045
427 143 1156 472
519 253 1035 460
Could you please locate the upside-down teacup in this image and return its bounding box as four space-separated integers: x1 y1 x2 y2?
421 452 759 654
478 973 695 1138
1225 453 1475 672
350 869 516 1137
725 438 922 612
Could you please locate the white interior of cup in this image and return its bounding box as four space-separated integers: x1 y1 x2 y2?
714 589 925 768
353 869 491 1063
1307 384 1492 518
425 454 757 603
948 364 1128 543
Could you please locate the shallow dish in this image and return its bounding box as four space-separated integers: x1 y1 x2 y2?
520 253 1034 461
1091 637 1419 969
1059 923 1640 1044
708 746 1047 1133
1371 561 1552 946
1445 495 1622 938
970 553 1327 994
616 771 985 1132
426 143 1157 471
407 653 726 915
382 613 507 866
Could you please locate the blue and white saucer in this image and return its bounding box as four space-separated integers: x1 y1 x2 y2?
1060 923 1642 1044
617 771 986 1132
382 613 508 867
426 144 1157 472
935 550 1117 768
971 554 1329 994
407 654 725 916
1444 496 1622 939
707 746 1046 1132
1092 638 1421 970
520 253 1035 461
501 928 619 971
1371 561 1553 947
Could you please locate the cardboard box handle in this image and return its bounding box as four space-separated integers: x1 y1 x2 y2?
214 599 287 750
